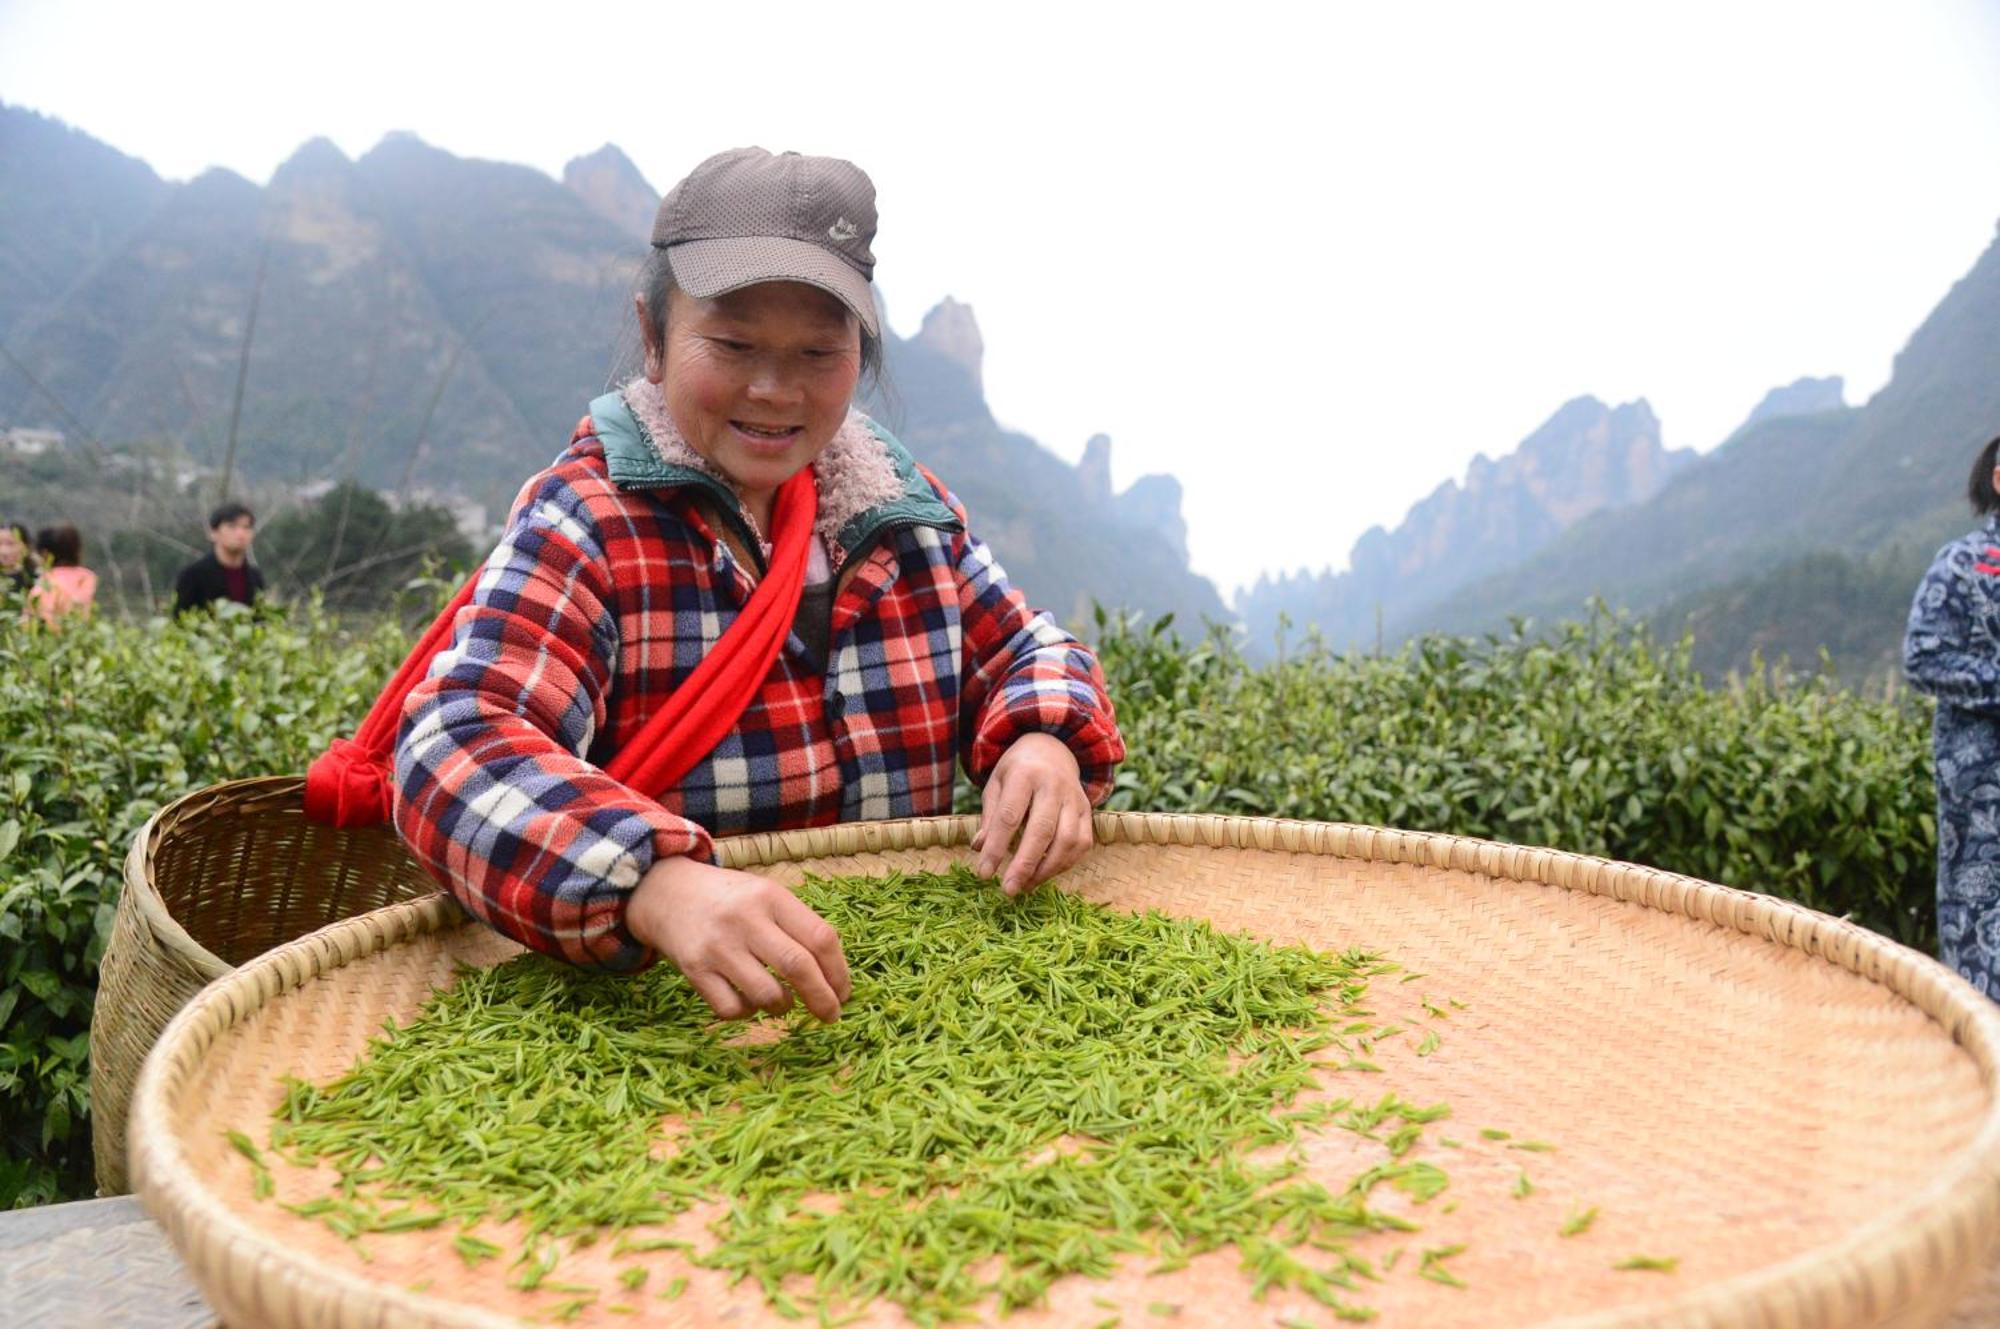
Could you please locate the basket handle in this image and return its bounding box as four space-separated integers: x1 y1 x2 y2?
302 467 818 830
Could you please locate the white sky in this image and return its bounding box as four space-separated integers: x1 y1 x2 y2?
4 0 1999 597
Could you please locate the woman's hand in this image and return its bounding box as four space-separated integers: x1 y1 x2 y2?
628 856 851 1022
973 732 1094 896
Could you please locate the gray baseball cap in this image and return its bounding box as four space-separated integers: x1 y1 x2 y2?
652 147 880 336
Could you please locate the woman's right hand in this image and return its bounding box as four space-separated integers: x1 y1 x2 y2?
627 856 851 1023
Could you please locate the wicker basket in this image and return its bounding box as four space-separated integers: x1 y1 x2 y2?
90 776 438 1195
130 813 2000 1328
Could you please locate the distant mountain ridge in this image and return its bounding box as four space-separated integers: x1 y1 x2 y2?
14 97 1991 669
1406 395 1860 639
1236 396 1694 652
1393 217 2000 683
0 103 1224 626
0 118 631 505
1410 220 2000 660
1232 204 2000 681
0 105 168 345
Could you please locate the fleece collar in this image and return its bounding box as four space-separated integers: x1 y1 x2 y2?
589 380 959 561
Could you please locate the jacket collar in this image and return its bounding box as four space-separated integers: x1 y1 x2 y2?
587 387 960 562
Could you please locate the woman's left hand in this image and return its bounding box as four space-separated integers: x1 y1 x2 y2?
973 733 1094 896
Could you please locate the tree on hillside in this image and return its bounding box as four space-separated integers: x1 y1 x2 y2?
256 482 475 613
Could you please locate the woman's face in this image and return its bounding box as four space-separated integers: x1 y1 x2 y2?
0 528 23 571
646 282 862 515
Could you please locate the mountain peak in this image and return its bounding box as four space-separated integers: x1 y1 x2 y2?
271 136 352 188
1502 397 1683 523
358 130 444 167
1116 471 1191 567
1729 375 1847 442
1078 433 1113 504
1551 393 1610 420
185 165 260 201
562 144 658 242
1615 398 1661 428
565 143 647 182
915 297 983 389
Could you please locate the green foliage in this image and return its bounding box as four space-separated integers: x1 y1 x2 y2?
1095 608 1937 952
1652 544 1931 685
0 600 1943 1210
0 598 404 1206
255 482 476 613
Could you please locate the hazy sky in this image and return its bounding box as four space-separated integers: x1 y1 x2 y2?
5 1 2000 597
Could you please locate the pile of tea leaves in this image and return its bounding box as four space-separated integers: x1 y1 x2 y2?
261 867 1453 1322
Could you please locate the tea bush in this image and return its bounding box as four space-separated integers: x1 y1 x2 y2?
1096 610 1937 951
0 603 1942 1207
0 601 404 1206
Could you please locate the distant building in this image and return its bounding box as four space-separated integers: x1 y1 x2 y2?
1 426 64 456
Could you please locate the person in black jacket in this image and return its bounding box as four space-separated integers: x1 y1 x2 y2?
174 502 265 614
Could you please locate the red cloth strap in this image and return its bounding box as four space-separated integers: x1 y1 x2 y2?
303 577 478 827
303 467 818 829
603 467 817 796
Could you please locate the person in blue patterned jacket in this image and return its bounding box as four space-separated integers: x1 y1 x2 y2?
1903 434 2000 998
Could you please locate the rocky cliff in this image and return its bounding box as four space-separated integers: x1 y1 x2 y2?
913 297 984 394
1237 396 1693 652
0 104 1223 626
875 299 1225 627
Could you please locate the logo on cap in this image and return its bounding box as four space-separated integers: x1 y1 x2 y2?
828 217 859 243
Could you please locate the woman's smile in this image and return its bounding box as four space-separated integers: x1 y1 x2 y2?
731 420 807 454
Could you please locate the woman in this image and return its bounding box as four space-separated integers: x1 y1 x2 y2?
28 523 96 626
0 521 33 595
395 148 1125 1025
1904 434 2000 998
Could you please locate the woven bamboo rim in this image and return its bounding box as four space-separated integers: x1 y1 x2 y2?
129 812 2000 1328
91 776 438 1193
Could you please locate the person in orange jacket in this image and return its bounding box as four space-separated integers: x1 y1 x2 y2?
28 523 96 626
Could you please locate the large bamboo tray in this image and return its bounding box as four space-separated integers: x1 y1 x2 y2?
129 813 2000 1328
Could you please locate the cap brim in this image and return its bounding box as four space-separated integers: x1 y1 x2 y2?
667 237 879 337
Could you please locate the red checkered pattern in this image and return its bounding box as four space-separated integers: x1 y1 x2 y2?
393 413 1124 970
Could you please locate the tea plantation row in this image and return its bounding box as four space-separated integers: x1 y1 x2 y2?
0 604 1938 1205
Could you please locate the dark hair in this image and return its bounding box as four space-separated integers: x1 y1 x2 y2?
1971 436 2000 516
36 523 82 567
630 249 887 390
209 501 256 529
1 520 26 547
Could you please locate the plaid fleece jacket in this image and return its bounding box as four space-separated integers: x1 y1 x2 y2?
393 391 1124 971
